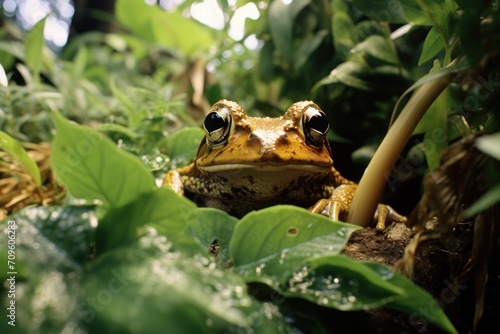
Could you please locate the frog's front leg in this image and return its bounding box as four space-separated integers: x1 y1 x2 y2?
310 183 406 230
164 169 184 195
164 164 195 195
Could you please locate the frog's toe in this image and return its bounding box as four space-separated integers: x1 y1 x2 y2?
310 199 344 221
374 204 407 231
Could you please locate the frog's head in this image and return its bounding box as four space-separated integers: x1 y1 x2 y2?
195 100 333 175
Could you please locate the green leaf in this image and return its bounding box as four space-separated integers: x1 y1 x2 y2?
364 262 458 334
475 132 500 161
289 0 310 20
294 30 327 71
416 0 451 39
97 187 197 253
82 232 289 333
464 184 500 217
351 0 429 25
421 68 449 169
327 61 410 92
0 41 24 61
115 0 214 56
25 15 48 82
1 206 96 268
353 35 399 65
332 12 357 60
352 0 404 23
165 127 205 168
258 42 275 83
400 0 434 25
418 26 446 65
187 208 238 262
284 255 403 310
0 206 95 333
98 123 139 139
268 0 293 64
230 206 360 280
51 112 156 211
0 131 42 186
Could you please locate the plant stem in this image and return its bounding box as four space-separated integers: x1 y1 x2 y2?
347 71 455 227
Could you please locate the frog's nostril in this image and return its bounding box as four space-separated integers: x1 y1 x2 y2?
275 133 289 146
248 132 260 144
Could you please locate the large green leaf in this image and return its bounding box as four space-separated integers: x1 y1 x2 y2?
284 255 403 310
364 262 458 334
51 112 156 211
96 187 197 253
230 205 360 281
0 206 95 277
229 206 457 332
115 0 214 56
0 131 41 186
82 232 290 333
0 206 95 334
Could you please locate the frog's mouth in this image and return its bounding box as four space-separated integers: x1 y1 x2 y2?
198 163 330 173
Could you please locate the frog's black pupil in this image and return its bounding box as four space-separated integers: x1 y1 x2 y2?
308 113 329 134
204 112 226 133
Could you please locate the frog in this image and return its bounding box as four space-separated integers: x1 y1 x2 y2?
164 99 406 230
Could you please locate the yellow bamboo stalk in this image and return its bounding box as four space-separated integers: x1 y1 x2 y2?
347 72 455 227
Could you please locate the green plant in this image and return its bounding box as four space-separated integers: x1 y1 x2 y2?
0 112 457 333
2 0 499 332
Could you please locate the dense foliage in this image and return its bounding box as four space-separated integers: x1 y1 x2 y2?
1 0 500 332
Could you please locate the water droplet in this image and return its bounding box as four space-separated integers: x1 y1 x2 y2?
255 263 266 275
307 223 313 228
206 318 213 327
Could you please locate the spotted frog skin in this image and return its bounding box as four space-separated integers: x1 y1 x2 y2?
164 100 405 229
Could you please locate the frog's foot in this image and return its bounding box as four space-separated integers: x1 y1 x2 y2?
309 184 355 221
309 198 350 222
309 200 407 230
373 204 407 231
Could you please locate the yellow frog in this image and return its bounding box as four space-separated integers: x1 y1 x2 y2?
164 100 405 229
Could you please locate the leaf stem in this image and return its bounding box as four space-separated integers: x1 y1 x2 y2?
347 69 456 227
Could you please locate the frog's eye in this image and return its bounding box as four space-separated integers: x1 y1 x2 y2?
302 107 329 147
204 106 232 146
